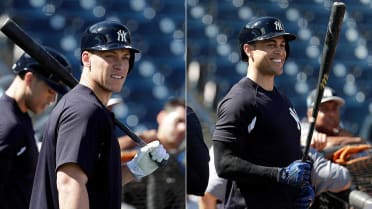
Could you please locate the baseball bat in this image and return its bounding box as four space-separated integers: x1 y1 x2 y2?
0 15 147 147
302 2 346 161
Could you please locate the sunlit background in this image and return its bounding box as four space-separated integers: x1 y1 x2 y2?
187 0 372 145
0 0 185 139
1 0 372 208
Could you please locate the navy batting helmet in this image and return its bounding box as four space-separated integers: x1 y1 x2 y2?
80 20 140 73
12 47 72 94
239 16 296 62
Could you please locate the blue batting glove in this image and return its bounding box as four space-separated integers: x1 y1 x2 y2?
295 183 315 209
278 160 311 187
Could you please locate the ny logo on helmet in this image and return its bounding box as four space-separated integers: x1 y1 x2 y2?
274 21 284 31
117 30 128 43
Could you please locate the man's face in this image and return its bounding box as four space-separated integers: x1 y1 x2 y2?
247 36 287 76
88 49 130 93
312 100 341 135
25 73 57 114
157 106 186 150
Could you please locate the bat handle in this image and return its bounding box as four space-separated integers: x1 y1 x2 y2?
151 154 168 167
302 120 316 162
121 148 168 167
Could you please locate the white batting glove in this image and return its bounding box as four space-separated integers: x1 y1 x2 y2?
127 140 169 180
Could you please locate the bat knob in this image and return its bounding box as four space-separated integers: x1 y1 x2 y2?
149 153 168 167
157 159 168 167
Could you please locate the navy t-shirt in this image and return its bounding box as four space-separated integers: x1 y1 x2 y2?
213 77 302 209
29 85 121 209
0 94 38 209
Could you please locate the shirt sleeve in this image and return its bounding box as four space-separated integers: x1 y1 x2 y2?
55 104 107 178
213 95 256 144
309 148 351 195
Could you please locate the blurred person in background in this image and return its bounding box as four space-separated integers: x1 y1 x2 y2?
301 86 370 208
301 86 367 153
118 98 186 152
186 106 209 196
0 47 71 209
119 97 186 209
360 112 372 144
198 146 243 209
186 106 210 209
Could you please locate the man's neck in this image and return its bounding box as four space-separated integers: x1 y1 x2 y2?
247 69 275 91
5 78 27 112
79 75 111 106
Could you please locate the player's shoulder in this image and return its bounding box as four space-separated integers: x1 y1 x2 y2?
63 85 104 106
0 114 25 144
0 95 16 115
0 96 25 127
218 77 257 111
56 86 108 118
228 77 257 99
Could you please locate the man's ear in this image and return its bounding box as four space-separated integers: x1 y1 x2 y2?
23 71 34 85
244 43 254 60
81 51 91 67
156 110 165 124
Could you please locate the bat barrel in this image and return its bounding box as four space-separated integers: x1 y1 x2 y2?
0 15 79 88
302 2 346 161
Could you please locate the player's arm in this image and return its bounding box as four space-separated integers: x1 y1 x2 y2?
213 141 310 187
309 148 351 195
57 163 89 209
325 135 366 149
213 140 278 184
121 164 135 185
199 192 219 209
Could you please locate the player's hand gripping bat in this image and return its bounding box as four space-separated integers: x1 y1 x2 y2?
302 2 346 161
0 16 167 166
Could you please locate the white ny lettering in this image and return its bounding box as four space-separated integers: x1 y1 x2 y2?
274 21 284 31
117 30 128 42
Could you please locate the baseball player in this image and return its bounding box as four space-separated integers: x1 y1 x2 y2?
29 21 169 209
212 17 314 209
0 47 71 209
